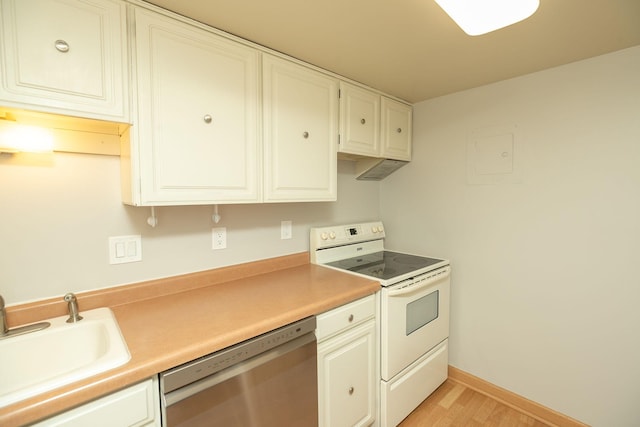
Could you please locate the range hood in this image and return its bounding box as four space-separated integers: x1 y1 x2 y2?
356 158 409 181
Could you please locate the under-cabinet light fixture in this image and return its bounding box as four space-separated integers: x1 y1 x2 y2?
0 120 54 154
434 0 540 36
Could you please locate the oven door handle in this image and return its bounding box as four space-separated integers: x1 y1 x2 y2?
386 267 450 297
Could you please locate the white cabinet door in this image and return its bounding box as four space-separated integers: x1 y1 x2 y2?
262 54 338 202
338 82 380 157
338 82 412 161
31 378 160 427
380 97 412 161
318 320 376 427
126 7 260 205
0 0 128 122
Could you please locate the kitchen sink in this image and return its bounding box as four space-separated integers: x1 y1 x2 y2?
0 307 130 408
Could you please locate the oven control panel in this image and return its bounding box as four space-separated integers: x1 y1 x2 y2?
310 221 385 252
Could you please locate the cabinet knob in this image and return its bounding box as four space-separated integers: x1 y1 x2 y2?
348 387 354 395
302 131 309 139
348 314 354 322
396 127 402 133
203 115 213 124
360 118 366 125
54 40 69 53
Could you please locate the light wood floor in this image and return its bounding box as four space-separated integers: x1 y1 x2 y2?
398 379 551 427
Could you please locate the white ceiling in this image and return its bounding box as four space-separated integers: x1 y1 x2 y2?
143 0 640 103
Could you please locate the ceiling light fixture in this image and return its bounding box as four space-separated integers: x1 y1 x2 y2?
434 0 540 36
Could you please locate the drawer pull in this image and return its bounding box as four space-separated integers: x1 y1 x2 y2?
348 314 354 322
348 386 354 395
360 118 366 124
303 131 310 139
203 114 213 124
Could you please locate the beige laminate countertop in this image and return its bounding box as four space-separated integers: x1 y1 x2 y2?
0 253 379 427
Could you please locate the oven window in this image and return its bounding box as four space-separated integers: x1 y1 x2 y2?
406 290 439 335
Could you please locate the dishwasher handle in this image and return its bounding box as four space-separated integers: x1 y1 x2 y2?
163 331 316 407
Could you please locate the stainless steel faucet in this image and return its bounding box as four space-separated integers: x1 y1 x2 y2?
0 294 50 339
0 295 8 335
64 293 83 323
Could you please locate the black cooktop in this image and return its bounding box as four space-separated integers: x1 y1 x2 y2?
326 250 444 281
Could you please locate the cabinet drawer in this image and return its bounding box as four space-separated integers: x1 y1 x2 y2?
317 294 376 342
32 378 159 427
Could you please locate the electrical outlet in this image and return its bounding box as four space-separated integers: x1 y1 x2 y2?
212 227 227 250
281 221 292 240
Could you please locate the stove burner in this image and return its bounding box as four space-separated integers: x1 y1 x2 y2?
327 251 444 281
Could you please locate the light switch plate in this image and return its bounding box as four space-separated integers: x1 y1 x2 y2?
109 235 142 264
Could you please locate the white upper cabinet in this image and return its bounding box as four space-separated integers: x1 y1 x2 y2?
0 0 129 122
262 54 338 202
123 6 260 206
380 97 412 161
339 82 412 161
338 82 380 158
124 7 338 206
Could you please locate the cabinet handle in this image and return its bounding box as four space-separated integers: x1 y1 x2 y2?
348 387 354 395
54 40 69 53
348 314 354 322
302 131 310 139
203 115 212 124
396 128 402 133
360 118 366 125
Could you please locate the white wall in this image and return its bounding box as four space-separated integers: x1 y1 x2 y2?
0 158 380 304
380 46 640 427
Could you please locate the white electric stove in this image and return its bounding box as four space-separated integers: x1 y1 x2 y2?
310 221 450 426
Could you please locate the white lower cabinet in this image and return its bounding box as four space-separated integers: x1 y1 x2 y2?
32 378 160 427
317 295 377 427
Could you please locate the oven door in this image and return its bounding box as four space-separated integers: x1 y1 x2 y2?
381 266 450 380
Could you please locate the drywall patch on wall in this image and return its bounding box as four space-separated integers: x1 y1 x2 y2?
467 124 522 184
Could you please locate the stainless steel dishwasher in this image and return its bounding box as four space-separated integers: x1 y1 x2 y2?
159 316 318 427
